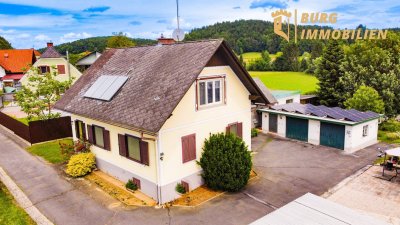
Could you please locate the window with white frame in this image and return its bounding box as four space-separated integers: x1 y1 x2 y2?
198 78 224 108
363 125 369 137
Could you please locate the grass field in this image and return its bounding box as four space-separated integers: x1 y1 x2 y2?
27 138 73 164
0 182 35 225
250 71 318 94
242 52 282 63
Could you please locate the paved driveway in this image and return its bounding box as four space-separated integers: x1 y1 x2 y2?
248 134 381 209
0 130 382 225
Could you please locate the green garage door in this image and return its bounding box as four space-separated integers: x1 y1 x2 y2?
320 122 345 150
286 117 309 141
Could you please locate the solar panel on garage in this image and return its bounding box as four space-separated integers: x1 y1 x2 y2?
84 75 128 101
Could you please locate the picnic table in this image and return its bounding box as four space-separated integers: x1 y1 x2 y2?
382 147 400 181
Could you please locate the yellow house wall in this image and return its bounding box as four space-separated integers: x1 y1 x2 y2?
70 114 158 184
158 66 252 186
20 58 82 86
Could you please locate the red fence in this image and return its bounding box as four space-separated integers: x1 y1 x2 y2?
0 112 72 144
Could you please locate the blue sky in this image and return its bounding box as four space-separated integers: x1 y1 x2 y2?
1 0 399 49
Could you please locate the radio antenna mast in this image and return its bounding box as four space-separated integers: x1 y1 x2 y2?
172 0 185 42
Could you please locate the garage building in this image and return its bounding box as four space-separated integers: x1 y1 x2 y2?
260 103 380 153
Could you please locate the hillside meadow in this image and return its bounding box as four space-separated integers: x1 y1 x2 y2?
250 71 319 94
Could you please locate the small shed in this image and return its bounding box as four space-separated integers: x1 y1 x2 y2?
250 193 389 225
271 90 301 105
259 103 380 153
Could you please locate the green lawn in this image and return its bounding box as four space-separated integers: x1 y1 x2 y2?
15 117 40 126
378 119 400 144
0 182 35 225
250 71 318 94
27 138 73 164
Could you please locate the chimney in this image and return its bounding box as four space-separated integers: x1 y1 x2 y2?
47 42 54 47
4 53 8 58
157 34 175 45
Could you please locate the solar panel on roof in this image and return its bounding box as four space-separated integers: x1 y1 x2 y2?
84 75 128 101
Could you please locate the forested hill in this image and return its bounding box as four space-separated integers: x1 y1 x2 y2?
0 36 13 49
38 37 157 54
184 19 331 54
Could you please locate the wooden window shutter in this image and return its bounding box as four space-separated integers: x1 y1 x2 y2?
103 129 111 151
182 136 189 163
82 122 87 141
189 134 196 161
74 121 80 139
182 134 196 163
57 65 65 74
118 134 127 157
237 122 243 139
140 141 149 166
87 125 93 143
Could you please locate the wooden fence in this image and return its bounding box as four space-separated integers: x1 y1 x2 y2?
0 112 72 144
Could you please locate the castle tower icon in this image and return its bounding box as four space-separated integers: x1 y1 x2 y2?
271 9 292 42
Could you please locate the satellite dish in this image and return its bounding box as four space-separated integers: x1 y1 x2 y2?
172 28 185 42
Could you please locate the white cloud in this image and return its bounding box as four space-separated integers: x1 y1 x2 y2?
58 32 92 43
35 34 51 41
0 14 74 28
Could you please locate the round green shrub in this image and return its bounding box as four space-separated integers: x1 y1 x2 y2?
199 133 252 192
66 152 96 177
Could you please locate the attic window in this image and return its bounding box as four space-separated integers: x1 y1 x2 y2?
84 75 128 101
197 76 225 109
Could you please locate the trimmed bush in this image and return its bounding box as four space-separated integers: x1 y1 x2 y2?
251 128 259 137
125 180 138 191
66 152 96 177
199 133 252 192
175 183 186 194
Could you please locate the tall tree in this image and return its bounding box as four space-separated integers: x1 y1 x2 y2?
16 67 73 121
344 86 384 113
107 32 136 48
315 40 345 107
340 32 400 116
281 42 300 71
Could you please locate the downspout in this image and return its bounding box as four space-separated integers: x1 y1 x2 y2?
156 132 163 205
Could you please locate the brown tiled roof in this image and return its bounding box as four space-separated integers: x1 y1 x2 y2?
41 46 63 58
55 40 269 133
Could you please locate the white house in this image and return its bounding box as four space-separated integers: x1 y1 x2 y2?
20 43 82 87
55 39 270 204
271 90 301 105
76 51 102 71
260 103 379 153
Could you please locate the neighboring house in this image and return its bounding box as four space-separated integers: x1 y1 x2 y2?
55 39 270 204
76 52 102 71
260 103 379 153
20 42 82 87
271 90 301 105
0 49 38 92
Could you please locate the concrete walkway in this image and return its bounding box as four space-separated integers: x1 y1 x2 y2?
0 129 382 225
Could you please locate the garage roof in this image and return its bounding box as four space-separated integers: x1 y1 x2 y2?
264 103 379 123
250 193 389 225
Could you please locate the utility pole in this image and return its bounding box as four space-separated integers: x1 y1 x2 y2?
66 50 71 81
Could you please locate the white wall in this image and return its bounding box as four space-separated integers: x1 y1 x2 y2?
0 66 5 78
158 66 252 200
276 94 301 105
345 119 378 153
262 111 378 153
308 120 320 145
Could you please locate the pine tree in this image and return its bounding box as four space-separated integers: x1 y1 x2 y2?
315 40 345 107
